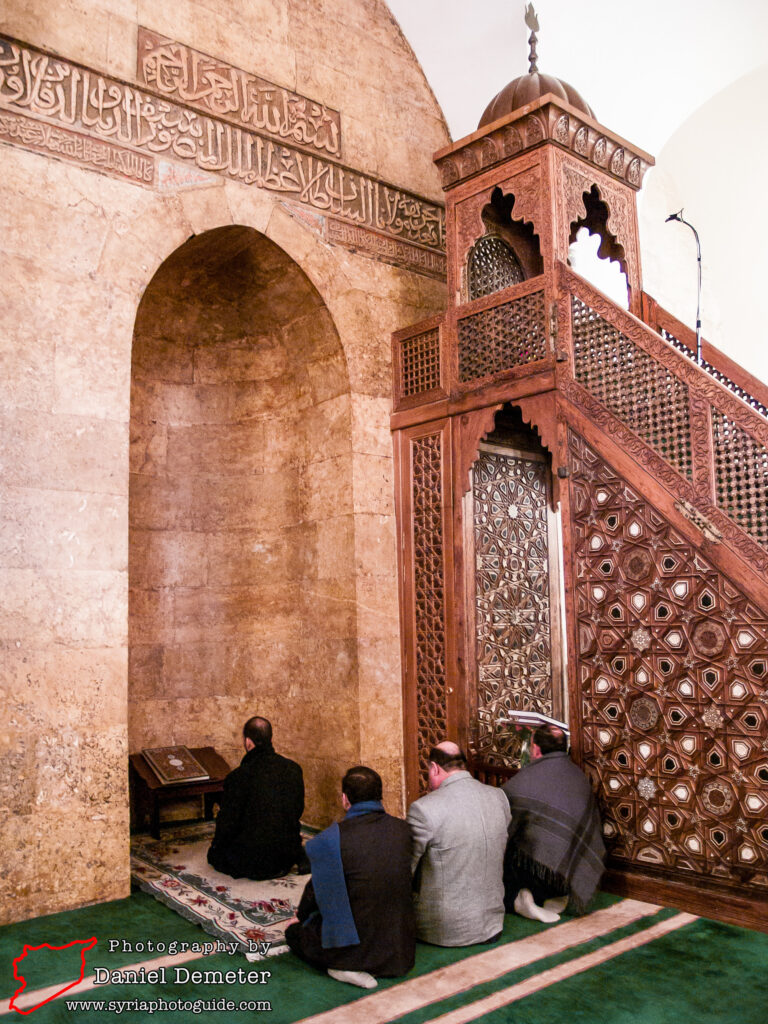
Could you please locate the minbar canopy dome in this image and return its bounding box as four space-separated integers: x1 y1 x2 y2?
479 3 595 129
478 71 595 128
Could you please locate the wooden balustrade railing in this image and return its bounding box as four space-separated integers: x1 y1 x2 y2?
393 262 768 566
560 263 768 564
640 292 768 418
392 274 553 411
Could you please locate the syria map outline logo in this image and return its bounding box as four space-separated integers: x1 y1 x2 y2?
10 936 97 1015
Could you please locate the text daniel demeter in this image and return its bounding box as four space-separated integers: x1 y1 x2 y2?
93 967 271 986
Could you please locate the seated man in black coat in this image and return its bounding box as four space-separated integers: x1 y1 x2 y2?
285 765 415 989
207 716 307 880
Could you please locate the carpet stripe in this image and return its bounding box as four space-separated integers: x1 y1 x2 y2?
295 898 662 1024
420 912 698 1024
0 948 207 1016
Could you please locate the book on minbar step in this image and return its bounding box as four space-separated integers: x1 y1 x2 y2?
141 746 210 785
495 710 570 734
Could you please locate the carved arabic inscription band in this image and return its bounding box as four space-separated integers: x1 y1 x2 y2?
0 107 154 184
326 218 446 279
0 37 445 253
137 28 341 159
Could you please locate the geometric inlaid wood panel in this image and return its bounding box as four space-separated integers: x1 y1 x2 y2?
569 431 768 891
412 433 448 789
472 446 553 767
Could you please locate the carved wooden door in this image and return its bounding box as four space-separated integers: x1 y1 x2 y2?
467 441 566 768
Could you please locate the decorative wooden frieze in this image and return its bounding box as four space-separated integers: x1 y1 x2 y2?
688 392 715 502
137 27 341 159
0 106 154 184
0 36 445 254
435 96 653 192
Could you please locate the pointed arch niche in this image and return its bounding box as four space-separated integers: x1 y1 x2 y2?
465 186 543 302
129 226 355 824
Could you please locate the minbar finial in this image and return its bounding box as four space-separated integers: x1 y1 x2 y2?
525 3 540 74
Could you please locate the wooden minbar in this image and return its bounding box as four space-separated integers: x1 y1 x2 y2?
391 9 768 933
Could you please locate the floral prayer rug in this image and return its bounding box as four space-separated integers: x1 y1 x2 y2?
130 821 313 959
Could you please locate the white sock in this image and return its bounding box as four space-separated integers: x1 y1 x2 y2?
327 969 378 989
513 888 560 923
543 895 569 914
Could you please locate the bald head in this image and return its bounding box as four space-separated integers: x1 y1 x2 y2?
427 742 467 788
435 741 461 758
243 716 272 751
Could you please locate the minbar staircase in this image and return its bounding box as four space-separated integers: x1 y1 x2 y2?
392 259 768 932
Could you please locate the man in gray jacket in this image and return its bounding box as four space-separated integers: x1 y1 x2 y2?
407 741 511 946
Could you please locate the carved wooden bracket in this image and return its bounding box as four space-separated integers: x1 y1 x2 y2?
517 392 559 461
456 406 504 495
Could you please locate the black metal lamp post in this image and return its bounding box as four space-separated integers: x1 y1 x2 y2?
665 209 703 364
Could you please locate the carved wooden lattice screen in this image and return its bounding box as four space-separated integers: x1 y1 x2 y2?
563 269 768 576
569 431 768 892
410 432 449 790
467 236 525 301
711 410 768 548
472 445 556 767
571 296 692 478
458 288 547 384
399 327 442 399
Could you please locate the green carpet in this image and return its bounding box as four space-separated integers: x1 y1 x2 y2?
0 892 210 1001
0 892 616 1021
470 917 768 1024
2 892 766 1024
392 907 682 1024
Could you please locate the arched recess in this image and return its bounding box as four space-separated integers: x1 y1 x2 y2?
128 225 355 825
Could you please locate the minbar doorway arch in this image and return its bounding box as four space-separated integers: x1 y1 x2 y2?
396 400 567 801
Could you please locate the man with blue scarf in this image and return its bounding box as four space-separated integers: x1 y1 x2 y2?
285 766 415 989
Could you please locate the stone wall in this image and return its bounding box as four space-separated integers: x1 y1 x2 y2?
0 0 449 924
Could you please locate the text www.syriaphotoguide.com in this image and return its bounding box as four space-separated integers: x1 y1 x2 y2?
64 997 272 1014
